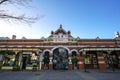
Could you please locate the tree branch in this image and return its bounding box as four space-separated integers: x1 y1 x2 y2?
0 0 9 4
0 13 38 24
0 0 39 26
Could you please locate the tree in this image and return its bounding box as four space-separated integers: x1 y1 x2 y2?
71 55 78 69
0 0 38 25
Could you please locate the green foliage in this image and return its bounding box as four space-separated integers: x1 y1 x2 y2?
71 56 78 64
43 56 49 64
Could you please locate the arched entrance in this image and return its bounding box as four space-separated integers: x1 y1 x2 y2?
53 47 68 70
71 51 78 69
43 51 50 69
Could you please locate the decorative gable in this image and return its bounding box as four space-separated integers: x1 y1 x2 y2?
54 24 67 34
49 24 72 43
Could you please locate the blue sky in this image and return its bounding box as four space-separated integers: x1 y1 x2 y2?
0 0 120 39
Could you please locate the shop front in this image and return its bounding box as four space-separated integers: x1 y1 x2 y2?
0 47 41 71
79 47 120 70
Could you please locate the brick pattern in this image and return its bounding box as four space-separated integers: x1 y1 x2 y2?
97 53 106 69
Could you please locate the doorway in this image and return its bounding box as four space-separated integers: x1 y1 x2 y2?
85 51 98 69
43 51 50 69
105 51 119 69
22 55 28 69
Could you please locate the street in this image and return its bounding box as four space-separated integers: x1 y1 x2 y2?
0 70 120 80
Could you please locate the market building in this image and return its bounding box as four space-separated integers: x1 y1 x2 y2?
0 25 120 71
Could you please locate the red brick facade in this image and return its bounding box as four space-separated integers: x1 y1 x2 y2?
0 25 120 70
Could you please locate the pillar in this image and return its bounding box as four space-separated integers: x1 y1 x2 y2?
78 52 84 70
97 52 107 70
15 51 20 66
39 52 44 70
49 55 53 69
68 54 72 70
118 52 120 68
38 52 42 70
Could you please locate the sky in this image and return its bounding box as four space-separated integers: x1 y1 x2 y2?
0 0 120 39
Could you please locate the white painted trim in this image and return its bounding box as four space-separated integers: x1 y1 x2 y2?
2 45 119 49
51 46 70 54
78 61 83 64
1 66 13 70
49 62 53 64
98 61 105 64
26 67 33 70
98 57 104 59
43 49 51 54
26 46 32 47
69 62 72 64
68 57 71 60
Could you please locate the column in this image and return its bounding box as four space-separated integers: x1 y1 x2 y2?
68 54 72 70
78 52 84 70
39 52 44 70
49 54 53 69
14 50 22 70
14 51 20 66
118 52 120 68
97 52 107 70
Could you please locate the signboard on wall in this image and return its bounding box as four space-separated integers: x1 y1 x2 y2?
53 38 68 42
53 33 68 43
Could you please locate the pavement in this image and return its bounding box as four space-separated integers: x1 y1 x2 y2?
0 69 120 80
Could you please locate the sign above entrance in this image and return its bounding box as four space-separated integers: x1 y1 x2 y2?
53 33 68 42
49 25 72 43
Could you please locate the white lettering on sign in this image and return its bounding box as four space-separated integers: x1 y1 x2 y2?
53 33 68 42
53 38 68 42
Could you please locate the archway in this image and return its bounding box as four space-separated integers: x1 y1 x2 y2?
71 51 78 69
43 51 50 69
53 47 68 70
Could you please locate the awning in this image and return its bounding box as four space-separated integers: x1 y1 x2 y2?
0 47 42 52
79 47 120 52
